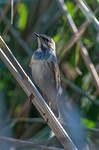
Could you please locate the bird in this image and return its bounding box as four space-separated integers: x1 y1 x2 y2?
29 33 62 117
29 33 88 149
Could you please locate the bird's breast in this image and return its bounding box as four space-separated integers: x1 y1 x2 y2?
31 58 56 94
32 60 47 79
32 59 49 84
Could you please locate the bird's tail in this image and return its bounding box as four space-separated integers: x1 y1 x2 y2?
56 88 88 150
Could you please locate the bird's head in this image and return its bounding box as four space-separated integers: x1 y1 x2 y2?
34 33 56 54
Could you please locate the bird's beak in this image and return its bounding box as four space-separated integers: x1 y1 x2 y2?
34 32 40 38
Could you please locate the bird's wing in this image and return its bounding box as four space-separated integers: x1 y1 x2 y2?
48 59 61 90
53 62 60 90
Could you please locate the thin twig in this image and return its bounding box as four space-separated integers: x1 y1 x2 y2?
0 37 78 150
0 136 63 150
11 0 14 24
58 5 99 62
2 20 11 39
78 0 99 31
2 0 22 39
80 42 99 91
0 7 32 56
59 20 90 61
0 0 11 23
87 127 99 133
61 75 99 105
12 117 45 124
56 0 99 91
2 117 99 135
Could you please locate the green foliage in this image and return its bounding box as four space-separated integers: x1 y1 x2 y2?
82 118 95 128
17 3 28 30
0 0 99 148
65 1 75 17
97 0 99 2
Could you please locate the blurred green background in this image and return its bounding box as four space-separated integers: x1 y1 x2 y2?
0 0 99 149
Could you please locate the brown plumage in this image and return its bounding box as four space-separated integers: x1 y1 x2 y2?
29 33 61 117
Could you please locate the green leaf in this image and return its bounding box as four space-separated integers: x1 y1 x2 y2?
83 38 91 45
82 118 95 128
65 1 75 16
17 3 28 30
82 74 91 90
53 34 60 42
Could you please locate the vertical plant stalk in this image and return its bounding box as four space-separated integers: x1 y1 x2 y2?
0 0 11 23
57 0 99 91
11 0 14 24
1 0 22 38
0 7 32 56
58 20 90 61
78 0 99 31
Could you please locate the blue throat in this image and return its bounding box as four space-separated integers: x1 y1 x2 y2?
34 48 57 62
